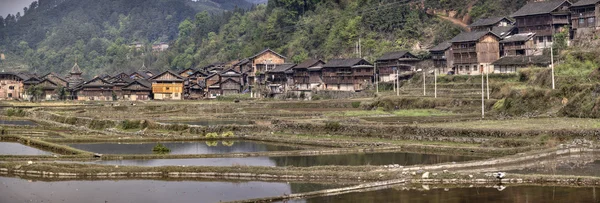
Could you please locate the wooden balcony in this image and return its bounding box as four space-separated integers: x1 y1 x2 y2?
452 47 476 54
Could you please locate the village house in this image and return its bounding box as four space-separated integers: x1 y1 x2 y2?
570 0 600 37
152 42 169 52
245 49 287 87
429 41 453 74
308 65 324 91
469 17 514 32
500 33 538 56
450 31 501 75
293 59 325 91
205 73 221 98
492 55 551 73
122 80 152 101
0 72 26 100
150 70 184 100
266 64 296 94
109 76 133 100
375 51 420 82
40 72 68 88
183 69 208 100
322 58 373 92
37 78 60 100
66 62 84 88
511 0 572 49
219 69 243 96
75 77 114 101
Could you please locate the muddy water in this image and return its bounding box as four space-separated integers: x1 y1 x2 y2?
291 185 600 203
161 120 252 126
507 153 600 177
0 177 339 203
0 142 50 155
68 141 302 155
92 152 481 167
0 120 37 126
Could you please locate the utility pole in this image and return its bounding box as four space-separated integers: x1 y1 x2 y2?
396 68 399 96
375 63 378 94
481 66 485 119
434 67 437 98
359 38 362 58
423 68 426 96
486 64 490 100
551 44 555 90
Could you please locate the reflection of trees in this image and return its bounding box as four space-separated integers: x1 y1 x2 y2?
269 152 478 167
222 141 235 147
205 141 218 147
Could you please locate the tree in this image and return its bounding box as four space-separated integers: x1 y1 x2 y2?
26 85 43 102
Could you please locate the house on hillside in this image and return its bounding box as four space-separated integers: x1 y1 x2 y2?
184 70 208 100
293 59 325 91
500 33 538 56
122 80 152 101
469 17 514 32
75 77 114 101
322 58 373 92
511 0 572 49
205 73 221 98
0 72 26 100
245 49 287 87
266 63 296 94
492 55 551 73
429 41 453 74
450 31 501 75
570 0 600 37
150 70 184 100
375 51 420 82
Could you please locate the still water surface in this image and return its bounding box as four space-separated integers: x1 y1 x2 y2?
68 141 302 155
0 176 337 203
0 120 37 126
0 142 50 155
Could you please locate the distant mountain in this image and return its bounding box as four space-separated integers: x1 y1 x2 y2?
245 0 268 4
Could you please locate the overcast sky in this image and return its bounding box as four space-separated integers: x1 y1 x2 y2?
0 0 36 18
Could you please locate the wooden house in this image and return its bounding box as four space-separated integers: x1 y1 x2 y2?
246 49 287 86
469 17 514 32
219 69 243 96
308 66 324 90
429 41 453 74
109 76 133 100
37 78 60 100
178 68 197 78
492 55 551 73
500 33 538 56
66 62 84 89
112 72 130 80
571 0 600 37
122 80 152 101
266 64 296 94
376 51 420 82
511 0 572 49
40 72 68 88
129 72 148 80
293 59 325 91
450 31 501 75
150 70 184 100
76 77 114 101
0 72 26 100
184 70 208 100
322 58 374 92
205 73 221 98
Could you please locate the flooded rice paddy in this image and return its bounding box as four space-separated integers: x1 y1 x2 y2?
0 176 340 203
507 153 600 177
160 120 253 126
0 142 50 155
88 151 481 167
290 185 600 203
67 140 303 155
0 120 37 126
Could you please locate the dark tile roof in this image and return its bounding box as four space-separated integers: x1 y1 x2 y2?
123 79 152 91
82 77 114 88
450 31 499 43
572 0 600 7
376 51 417 61
429 41 452 52
0 72 28 80
469 17 512 27
308 66 323 71
249 49 287 60
149 70 184 81
41 72 68 83
492 26 516 38
295 59 324 69
268 63 296 73
492 55 551 66
323 58 372 68
178 68 197 75
511 0 570 17
500 33 536 43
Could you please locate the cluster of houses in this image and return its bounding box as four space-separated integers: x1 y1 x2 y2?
0 0 596 100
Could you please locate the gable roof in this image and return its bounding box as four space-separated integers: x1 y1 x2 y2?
23 76 41 85
123 79 152 90
219 68 242 76
511 0 571 17
219 77 241 85
469 17 512 27
40 72 68 83
149 70 184 81
429 41 452 52
249 49 287 60
324 58 372 68
268 63 296 73
70 62 82 74
295 59 325 69
178 68 197 75
500 33 536 43
377 51 418 61
38 78 59 88
450 31 500 43
129 71 149 79
82 77 113 88
492 25 516 38
571 0 599 7
492 55 551 66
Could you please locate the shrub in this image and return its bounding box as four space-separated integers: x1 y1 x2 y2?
119 120 147 130
221 131 234 137
205 132 219 138
5 108 26 117
351 101 361 108
152 143 171 154
324 121 341 132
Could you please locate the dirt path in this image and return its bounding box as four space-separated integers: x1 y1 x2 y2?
437 14 470 31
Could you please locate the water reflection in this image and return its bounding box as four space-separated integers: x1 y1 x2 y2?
0 142 50 155
0 176 337 203
92 152 481 167
291 185 600 203
68 141 302 155
0 120 37 126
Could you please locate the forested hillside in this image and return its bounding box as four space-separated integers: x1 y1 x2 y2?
0 0 546 76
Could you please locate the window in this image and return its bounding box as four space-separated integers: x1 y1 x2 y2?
174 93 179 97
473 65 477 71
8 93 12 98
580 18 585 26
589 17 595 26
8 86 14 90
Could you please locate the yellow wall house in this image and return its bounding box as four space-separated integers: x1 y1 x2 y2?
150 70 184 100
